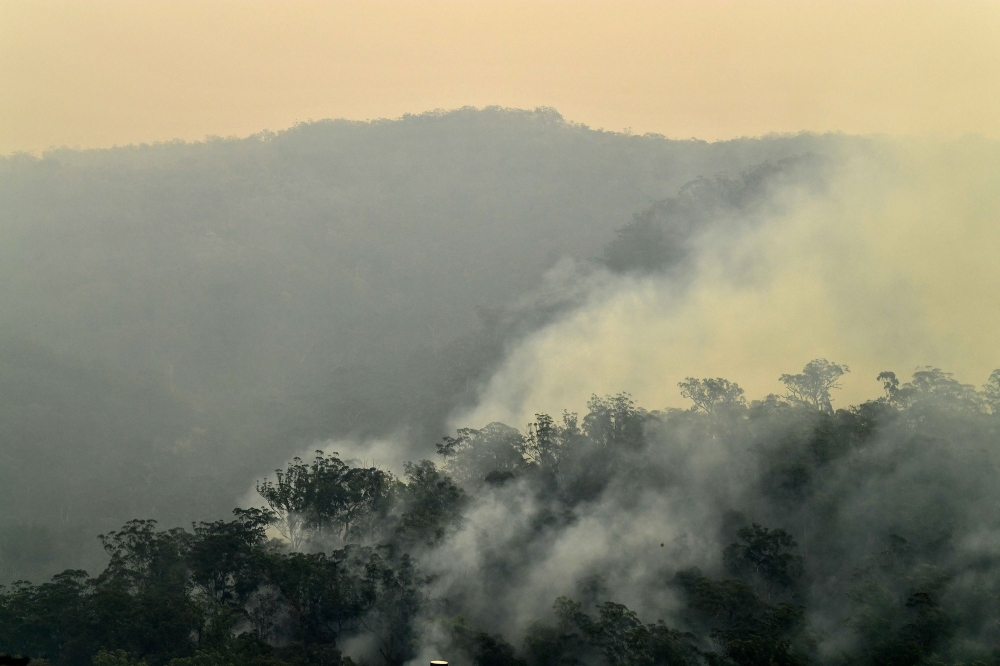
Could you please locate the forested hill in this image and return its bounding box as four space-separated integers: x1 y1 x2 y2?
0 108 843 582
3 363 1000 666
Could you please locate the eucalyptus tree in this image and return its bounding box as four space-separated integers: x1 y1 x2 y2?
780 359 849 413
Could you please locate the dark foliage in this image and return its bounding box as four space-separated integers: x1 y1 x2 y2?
3 362 1000 666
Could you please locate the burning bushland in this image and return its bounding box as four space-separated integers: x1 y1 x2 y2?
4 363 1000 666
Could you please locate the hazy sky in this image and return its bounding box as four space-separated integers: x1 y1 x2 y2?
3 0 999 154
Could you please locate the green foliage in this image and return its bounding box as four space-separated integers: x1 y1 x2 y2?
188 508 272 607
269 643 353 666
0 570 91 663
8 362 1000 666
722 524 803 601
779 359 849 413
582 393 647 450
255 456 320 550
359 550 421 666
262 549 371 645
305 458 397 544
520 413 564 470
983 369 1000 414
256 452 397 549
678 378 747 417
92 521 200 661
847 556 956 666
437 423 530 487
165 652 234 666
544 596 700 666
523 620 583 666
395 461 466 546
904 368 981 410
93 650 147 666
449 617 526 666
884 367 985 413
0 512 413 665
674 568 809 666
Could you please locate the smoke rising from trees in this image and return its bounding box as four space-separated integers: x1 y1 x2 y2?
1 109 999 666
0 108 834 583
458 138 1000 428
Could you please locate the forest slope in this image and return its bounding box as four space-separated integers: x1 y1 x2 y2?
0 108 841 581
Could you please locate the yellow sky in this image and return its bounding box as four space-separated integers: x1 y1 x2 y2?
2 1 999 154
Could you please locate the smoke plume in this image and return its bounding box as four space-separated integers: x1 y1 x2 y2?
458 138 1000 428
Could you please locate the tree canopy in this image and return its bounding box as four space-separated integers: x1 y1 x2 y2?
4 361 1000 666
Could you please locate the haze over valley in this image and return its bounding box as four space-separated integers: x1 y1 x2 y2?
2 7 999 663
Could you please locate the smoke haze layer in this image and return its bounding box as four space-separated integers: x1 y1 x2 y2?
458 138 1000 428
0 108 841 582
3 112 1000 666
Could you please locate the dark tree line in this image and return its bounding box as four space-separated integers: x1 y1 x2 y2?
0 458 464 666
4 361 1000 666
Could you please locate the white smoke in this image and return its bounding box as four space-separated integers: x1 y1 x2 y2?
454 138 1000 428
409 136 1000 657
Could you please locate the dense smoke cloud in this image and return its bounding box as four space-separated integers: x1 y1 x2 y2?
457 138 1000 428
391 136 1000 665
